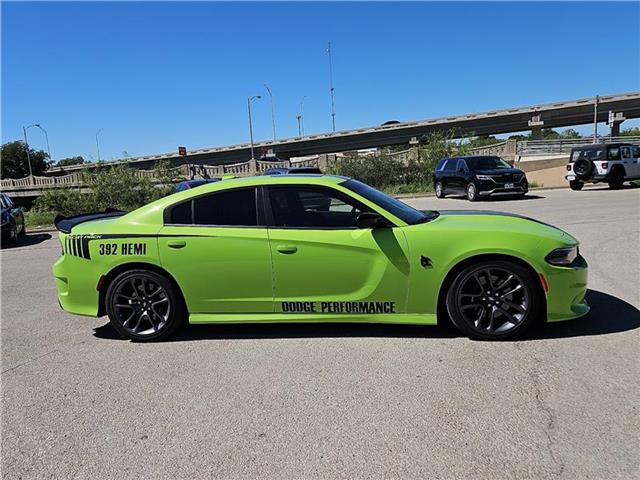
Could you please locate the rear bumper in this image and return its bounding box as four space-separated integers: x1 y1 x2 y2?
544 258 589 322
52 255 101 317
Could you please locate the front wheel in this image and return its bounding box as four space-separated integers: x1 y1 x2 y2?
105 269 186 341
445 260 543 340
466 182 478 201
569 180 584 191
435 182 445 198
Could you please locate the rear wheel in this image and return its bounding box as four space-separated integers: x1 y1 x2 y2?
445 260 543 340
18 222 26 238
435 182 445 198
569 180 584 191
105 269 186 341
466 182 478 202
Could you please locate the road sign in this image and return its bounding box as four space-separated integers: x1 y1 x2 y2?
178 146 187 156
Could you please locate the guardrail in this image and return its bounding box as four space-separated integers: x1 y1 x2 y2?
0 157 323 193
517 136 640 156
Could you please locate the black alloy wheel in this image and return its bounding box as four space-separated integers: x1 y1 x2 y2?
435 182 445 198
105 269 186 341
446 260 542 340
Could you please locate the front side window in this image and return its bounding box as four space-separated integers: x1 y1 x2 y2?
166 188 258 226
268 186 370 228
621 147 631 159
443 159 457 171
456 159 467 172
633 146 640 158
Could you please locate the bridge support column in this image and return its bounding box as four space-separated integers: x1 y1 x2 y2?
528 114 544 140
609 112 626 137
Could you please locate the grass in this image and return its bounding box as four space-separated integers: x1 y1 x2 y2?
25 210 56 230
383 182 434 196
528 180 543 188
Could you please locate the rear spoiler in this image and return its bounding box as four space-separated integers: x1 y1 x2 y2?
54 208 125 234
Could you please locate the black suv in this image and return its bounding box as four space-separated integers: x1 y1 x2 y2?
433 156 528 201
1 193 25 245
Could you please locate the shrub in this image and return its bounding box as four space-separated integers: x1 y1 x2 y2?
33 159 180 217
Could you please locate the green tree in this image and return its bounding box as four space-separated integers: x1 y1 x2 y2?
465 135 503 148
1 141 50 178
620 127 640 136
57 156 86 167
560 128 581 139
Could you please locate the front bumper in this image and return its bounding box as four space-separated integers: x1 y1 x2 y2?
543 256 589 322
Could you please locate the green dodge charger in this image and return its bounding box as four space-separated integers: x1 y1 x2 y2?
53 175 589 341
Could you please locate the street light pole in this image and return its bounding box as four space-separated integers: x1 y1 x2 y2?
247 95 261 160
33 124 51 162
296 115 302 137
327 42 336 132
263 84 276 141
299 96 307 136
22 126 34 177
96 128 103 161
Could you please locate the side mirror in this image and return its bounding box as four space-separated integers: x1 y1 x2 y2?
357 212 387 229
457 167 465 173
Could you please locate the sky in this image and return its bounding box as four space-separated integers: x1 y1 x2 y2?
2 1 639 162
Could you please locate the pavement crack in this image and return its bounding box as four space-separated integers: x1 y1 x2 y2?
1 349 59 375
528 353 566 478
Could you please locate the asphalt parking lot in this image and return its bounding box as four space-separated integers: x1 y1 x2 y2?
2 186 639 479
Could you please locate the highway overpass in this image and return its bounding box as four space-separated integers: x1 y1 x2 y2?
37 91 640 174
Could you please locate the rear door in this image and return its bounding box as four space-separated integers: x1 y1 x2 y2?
265 184 410 316
158 186 273 313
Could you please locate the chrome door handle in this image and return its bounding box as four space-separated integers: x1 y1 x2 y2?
276 245 297 254
167 240 186 249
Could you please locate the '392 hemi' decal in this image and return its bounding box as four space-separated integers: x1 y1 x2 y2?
63 234 149 260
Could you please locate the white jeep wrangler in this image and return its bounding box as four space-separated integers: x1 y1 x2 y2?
566 143 640 190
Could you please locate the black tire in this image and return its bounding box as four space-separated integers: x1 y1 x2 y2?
435 182 445 198
607 169 624 190
466 182 478 202
573 159 593 180
5 222 17 245
445 259 543 340
18 223 26 238
105 269 186 342
569 180 584 191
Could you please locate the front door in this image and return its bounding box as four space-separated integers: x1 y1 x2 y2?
158 186 273 313
265 185 410 316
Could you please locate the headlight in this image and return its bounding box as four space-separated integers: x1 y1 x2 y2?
476 175 493 180
545 246 579 266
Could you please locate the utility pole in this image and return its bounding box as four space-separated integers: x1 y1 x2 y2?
263 84 277 141
593 95 599 143
22 126 34 177
247 95 261 159
296 115 302 136
327 42 336 132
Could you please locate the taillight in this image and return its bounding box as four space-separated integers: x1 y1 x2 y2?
601 162 608 169
566 165 571 171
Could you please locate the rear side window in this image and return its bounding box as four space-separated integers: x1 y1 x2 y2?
607 147 620 160
166 188 258 226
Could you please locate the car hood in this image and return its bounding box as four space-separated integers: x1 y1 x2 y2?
472 168 524 176
424 210 575 244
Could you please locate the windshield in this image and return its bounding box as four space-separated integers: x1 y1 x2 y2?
341 179 437 225
465 156 512 170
